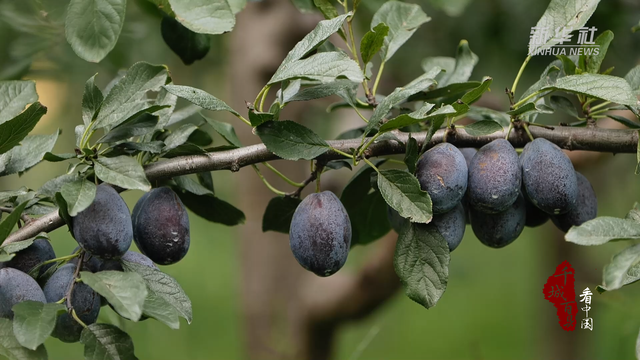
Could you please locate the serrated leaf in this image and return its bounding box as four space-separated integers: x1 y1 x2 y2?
82 74 103 126
12 301 65 350
601 243 640 291
371 2 430 62
377 169 432 224
439 40 478 87
269 51 363 85
168 0 234 35
0 132 58 176
60 179 97 217
527 0 600 55
0 81 38 125
142 292 180 330
582 30 613 74
163 124 198 151
566 216 640 245
0 318 47 360
38 174 80 198
360 23 389 65
464 120 503 136
175 190 245 226
65 0 126 63
256 120 329 160
262 196 301 234
94 156 151 191
409 81 480 102
0 102 47 155
81 323 138 360
94 62 168 129
287 80 359 108
122 261 192 323
277 14 350 70
460 76 492 105
80 271 147 321
163 85 238 115
201 115 241 147
379 104 454 133
558 55 577 76
543 74 638 107
98 112 160 144
394 222 449 308
365 67 442 135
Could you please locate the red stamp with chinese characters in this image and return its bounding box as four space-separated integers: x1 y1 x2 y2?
543 260 577 331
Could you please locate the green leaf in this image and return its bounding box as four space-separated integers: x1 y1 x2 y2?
365 67 442 135
54 193 73 231
527 0 599 55
174 176 213 196
291 0 314 12
360 23 389 65
12 301 65 350
549 95 579 118
313 0 339 19
165 105 199 128
0 102 47 155
0 201 28 243
519 61 563 102
80 270 148 321
421 56 455 82
94 62 168 129
438 40 479 87
0 318 47 360
377 169 432 224
142 292 180 330
0 81 38 125
278 14 350 69
168 0 234 35
248 111 274 127
262 196 302 234
255 120 329 160
557 55 577 76
394 221 449 308
98 113 159 143
0 132 59 176
163 124 198 151
0 238 35 255
161 16 210 65
175 190 245 226
543 74 638 107
625 65 640 95
81 323 138 360
288 80 359 108
38 174 80 198
187 128 212 147
582 30 613 74
163 85 238 115
82 74 103 126
379 104 454 133
566 216 640 245
0 188 28 205
201 115 241 147
60 179 97 217
460 76 492 105
467 106 511 127
404 136 419 174
507 101 554 117
464 120 503 136
94 156 151 191
269 51 363 85
601 243 640 291
43 152 76 162
409 81 480 102
227 0 246 14
371 2 430 62
122 261 192 323
162 143 206 158
608 114 640 129
65 0 126 62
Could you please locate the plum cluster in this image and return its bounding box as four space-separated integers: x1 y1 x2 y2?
418 138 597 249
0 184 190 342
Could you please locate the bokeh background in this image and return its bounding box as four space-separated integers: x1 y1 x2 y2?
1 0 640 359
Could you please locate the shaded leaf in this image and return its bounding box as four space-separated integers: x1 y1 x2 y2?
94 156 151 191
98 113 159 143
404 136 419 174
0 201 28 243
81 323 137 360
201 115 241 147
0 80 37 125
168 0 234 35
175 190 245 226
142 292 180 330
255 120 329 160
12 301 65 350
262 196 302 234
0 132 58 176
566 216 640 245
161 16 210 65
0 318 47 360
360 23 389 65
0 102 47 155
82 74 103 126
464 120 503 136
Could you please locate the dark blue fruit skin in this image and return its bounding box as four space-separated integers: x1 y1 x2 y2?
552 172 597 232
72 184 133 259
416 143 468 214
0 268 46 319
459 148 477 168
43 264 100 343
470 194 526 248
524 194 549 227
0 239 56 276
69 247 103 273
468 139 521 214
100 251 159 272
431 202 466 252
521 138 578 215
290 191 351 277
132 187 190 265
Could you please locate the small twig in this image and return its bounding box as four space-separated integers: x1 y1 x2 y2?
66 252 84 313
287 161 325 198
0 206 32 224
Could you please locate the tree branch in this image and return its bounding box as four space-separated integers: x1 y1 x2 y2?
3 126 638 245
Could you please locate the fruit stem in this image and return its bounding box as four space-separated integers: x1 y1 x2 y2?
522 122 535 142
372 61 385 97
504 122 513 140
263 162 304 187
331 147 355 160
589 101 611 112
259 85 271 112
71 309 88 329
251 165 286 196
362 157 380 173
66 251 84 315
234 114 252 127
511 55 531 96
